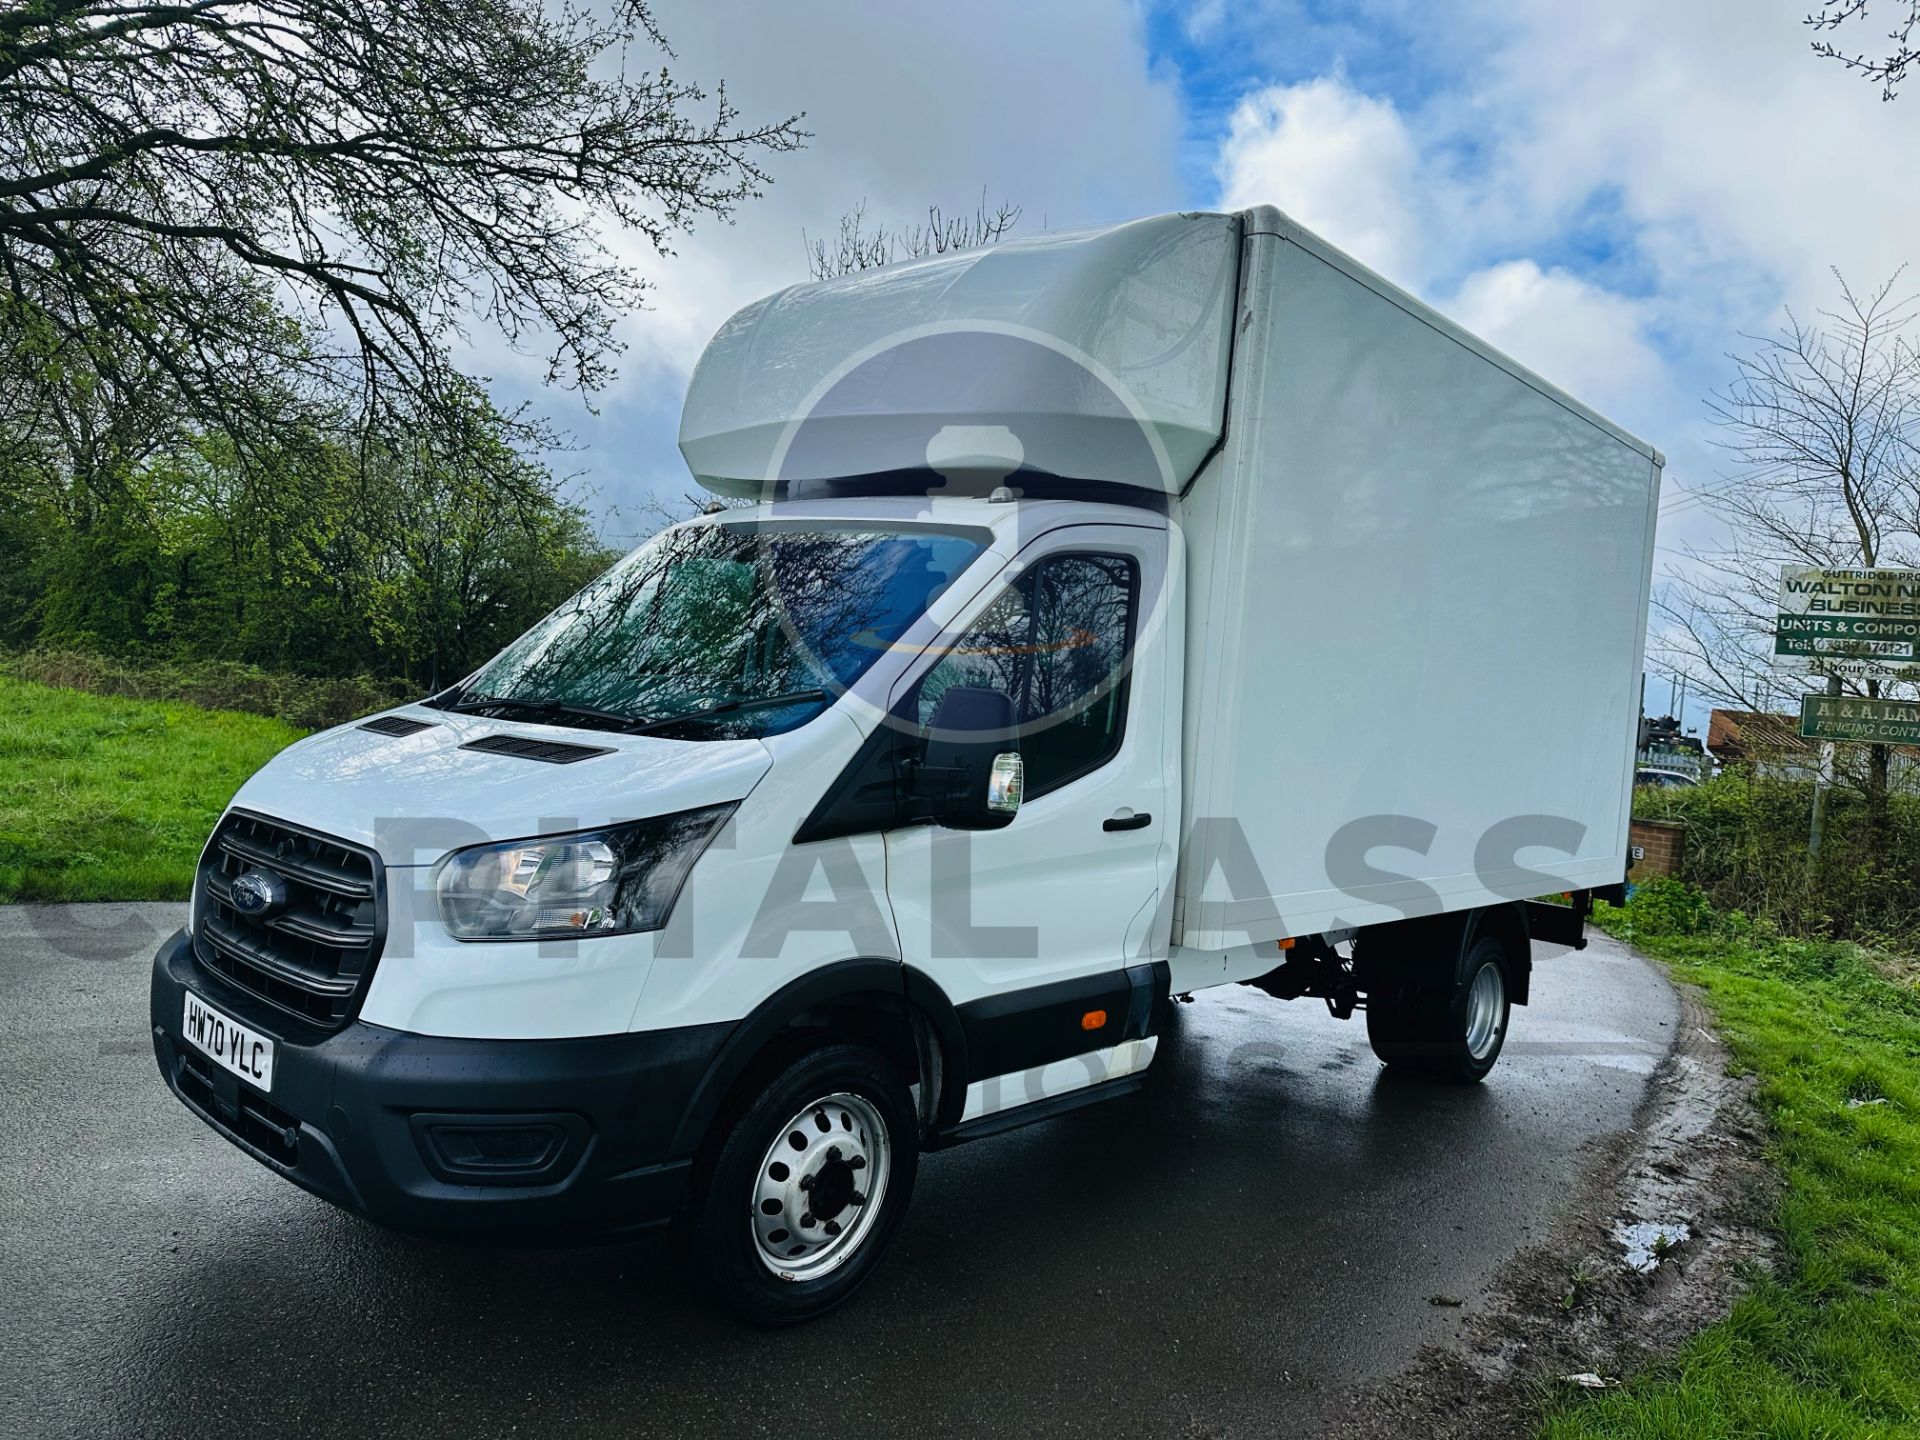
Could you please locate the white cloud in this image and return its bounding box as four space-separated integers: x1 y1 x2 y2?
1181 0 1228 44
1446 260 1662 415
1210 75 1667 414
1454 0 1920 315
1200 2 1919 435
1216 77 1432 286
607 0 1185 386
467 0 1185 526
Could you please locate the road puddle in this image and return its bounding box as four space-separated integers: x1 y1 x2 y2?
1615 1220 1691 1273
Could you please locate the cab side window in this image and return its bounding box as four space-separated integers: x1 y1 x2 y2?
916 552 1137 797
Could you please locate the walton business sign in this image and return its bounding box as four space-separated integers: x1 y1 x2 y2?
1774 566 1920 681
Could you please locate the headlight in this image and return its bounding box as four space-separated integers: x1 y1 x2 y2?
434 804 735 941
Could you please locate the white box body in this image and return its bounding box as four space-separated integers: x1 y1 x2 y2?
1172 209 1661 949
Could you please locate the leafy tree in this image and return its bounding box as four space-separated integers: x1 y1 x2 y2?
0 1 785 698
5 371 615 689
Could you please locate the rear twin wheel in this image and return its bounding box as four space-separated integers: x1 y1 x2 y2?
1366 934 1512 1084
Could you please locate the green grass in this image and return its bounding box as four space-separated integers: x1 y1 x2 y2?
0 675 303 902
1541 879 1920 1438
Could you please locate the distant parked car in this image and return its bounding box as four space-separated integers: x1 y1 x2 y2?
1636 767 1700 788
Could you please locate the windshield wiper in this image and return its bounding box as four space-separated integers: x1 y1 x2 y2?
449 695 649 732
628 689 831 736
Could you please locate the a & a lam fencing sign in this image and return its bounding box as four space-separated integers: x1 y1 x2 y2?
1776 567 1920 681
1800 693 1920 744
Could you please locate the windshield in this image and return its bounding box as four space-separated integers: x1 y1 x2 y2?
451 519 992 739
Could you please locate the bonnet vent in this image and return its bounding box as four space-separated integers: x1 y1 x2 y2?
459 733 616 765
358 715 437 737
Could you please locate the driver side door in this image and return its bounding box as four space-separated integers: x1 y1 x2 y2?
884 523 1174 1125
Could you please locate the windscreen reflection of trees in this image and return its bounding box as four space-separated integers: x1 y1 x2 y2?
919 556 1134 791
472 527 980 723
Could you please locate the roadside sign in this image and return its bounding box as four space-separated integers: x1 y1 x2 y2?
1774 566 1920 681
1799 694 1920 744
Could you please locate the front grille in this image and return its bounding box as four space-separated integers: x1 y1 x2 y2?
194 810 385 1031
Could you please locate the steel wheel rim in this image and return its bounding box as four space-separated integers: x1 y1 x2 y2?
1464 960 1505 1060
750 1091 891 1281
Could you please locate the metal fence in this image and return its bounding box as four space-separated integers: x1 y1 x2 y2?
1636 747 1713 781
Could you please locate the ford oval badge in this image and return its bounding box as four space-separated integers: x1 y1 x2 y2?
230 868 288 919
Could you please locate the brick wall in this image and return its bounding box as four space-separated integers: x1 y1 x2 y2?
1628 819 1685 883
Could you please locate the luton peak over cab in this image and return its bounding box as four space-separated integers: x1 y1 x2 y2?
149 207 1662 1324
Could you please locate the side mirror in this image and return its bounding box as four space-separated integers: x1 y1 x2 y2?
913 687 1023 830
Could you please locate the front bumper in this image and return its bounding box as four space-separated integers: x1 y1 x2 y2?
149 928 734 1242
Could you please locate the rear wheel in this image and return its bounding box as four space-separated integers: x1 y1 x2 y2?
1365 977 1430 1069
1433 937 1511 1083
695 1042 918 1326
1365 933 1513 1083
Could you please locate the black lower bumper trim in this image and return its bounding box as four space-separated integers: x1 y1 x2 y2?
150 927 733 1242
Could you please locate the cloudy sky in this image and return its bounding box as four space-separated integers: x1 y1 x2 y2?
475 0 1917 719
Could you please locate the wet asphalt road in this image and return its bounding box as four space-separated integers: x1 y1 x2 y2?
0 903 1677 1439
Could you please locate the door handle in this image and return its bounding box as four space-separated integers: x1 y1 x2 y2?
1103 812 1152 832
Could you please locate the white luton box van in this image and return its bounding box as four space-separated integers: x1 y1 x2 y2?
151 206 1663 1323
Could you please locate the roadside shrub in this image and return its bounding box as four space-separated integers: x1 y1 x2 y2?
1608 876 1718 940
0 648 413 731
1632 770 1920 950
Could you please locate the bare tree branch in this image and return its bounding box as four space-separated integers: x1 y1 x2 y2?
1657 269 1920 805
0 0 806 446
1808 0 1920 99
804 192 1021 281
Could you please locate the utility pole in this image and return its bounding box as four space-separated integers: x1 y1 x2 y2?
1808 671 1843 866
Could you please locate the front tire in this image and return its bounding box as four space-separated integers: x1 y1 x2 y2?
695 1042 919 1326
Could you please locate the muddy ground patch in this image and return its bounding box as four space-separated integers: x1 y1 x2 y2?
1336 978 1779 1440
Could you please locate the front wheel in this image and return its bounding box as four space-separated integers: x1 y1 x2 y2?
695 1042 919 1326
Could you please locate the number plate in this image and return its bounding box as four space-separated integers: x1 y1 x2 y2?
182 991 275 1091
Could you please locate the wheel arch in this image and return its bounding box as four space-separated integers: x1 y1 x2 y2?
1466 902 1532 1006
669 960 970 1163
1355 902 1533 1006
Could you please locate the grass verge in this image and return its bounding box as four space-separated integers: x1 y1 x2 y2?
1541 879 1920 1437
0 675 303 903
